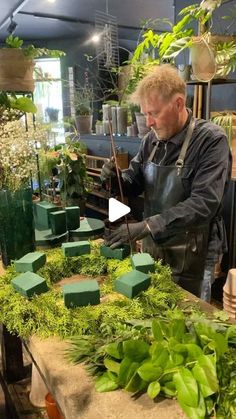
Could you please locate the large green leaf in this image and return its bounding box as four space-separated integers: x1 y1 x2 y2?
192 355 218 398
118 358 139 387
137 361 162 382
125 371 144 392
152 320 164 341
206 333 228 357
185 343 203 361
10 97 37 113
151 342 169 367
169 319 186 340
147 381 161 399
95 371 118 392
152 319 169 340
177 388 206 419
104 358 120 375
105 341 123 360
123 339 149 362
173 368 199 408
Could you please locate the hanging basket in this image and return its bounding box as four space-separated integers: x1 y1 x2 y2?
190 36 217 82
0 49 34 92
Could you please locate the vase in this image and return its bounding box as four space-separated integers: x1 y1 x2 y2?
0 188 35 267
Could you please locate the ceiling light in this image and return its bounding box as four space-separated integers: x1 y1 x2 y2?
91 34 100 43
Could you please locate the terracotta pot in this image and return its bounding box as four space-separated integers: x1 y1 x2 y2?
45 393 62 419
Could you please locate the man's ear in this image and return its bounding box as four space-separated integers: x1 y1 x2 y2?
175 95 185 111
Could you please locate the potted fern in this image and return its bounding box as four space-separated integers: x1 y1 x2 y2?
0 35 65 92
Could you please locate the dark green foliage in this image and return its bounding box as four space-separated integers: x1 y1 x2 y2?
69 315 236 419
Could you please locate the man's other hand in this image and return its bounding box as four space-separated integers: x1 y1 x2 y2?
105 221 150 248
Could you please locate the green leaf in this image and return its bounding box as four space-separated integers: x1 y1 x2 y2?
178 389 206 419
147 381 161 399
150 342 169 366
137 361 162 382
172 342 188 356
125 372 144 392
118 358 139 387
171 352 184 366
152 320 164 341
95 371 118 392
104 358 120 375
123 340 149 362
161 381 176 397
10 97 37 113
192 355 218 398
152 319 169 340
169 319 186 340
105 341 123 360
173 368 199 408
186 343 203 361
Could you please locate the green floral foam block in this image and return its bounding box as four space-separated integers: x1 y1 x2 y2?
11 272 48 298
65 206 80 230
61 241 90 257
100 244 130 260
50 210 67 235
34 201 61 230
63 279 100 308
131 253 155 274
15 252 46 273
114 269 151 298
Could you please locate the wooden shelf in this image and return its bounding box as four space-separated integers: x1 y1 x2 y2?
88 190 109 199
85 153 128 218
85 202 108 215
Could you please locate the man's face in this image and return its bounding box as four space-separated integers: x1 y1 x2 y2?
141 93 181 140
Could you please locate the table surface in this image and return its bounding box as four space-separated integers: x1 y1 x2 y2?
23 293 219 419
25 336 186 419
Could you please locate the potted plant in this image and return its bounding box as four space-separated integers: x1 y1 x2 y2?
128 1 236 82
0 35 65 92
45 107 59 122
75 103 93 134
42 141 93 212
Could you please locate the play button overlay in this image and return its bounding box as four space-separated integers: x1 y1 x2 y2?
108 198 130 222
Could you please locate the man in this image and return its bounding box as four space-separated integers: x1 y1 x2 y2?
101 64 232 301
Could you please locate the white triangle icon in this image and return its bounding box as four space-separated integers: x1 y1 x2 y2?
108 198 130 222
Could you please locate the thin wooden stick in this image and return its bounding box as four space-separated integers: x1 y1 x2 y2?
193 85 198 118
197 85 203 118
108 121 133 252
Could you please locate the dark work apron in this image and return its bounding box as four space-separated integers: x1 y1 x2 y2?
142 119 209 297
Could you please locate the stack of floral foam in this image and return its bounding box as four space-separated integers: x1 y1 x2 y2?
223 268 236 319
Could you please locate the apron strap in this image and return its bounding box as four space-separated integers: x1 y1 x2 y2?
175 118 195 174
147 118 195 167
148 141 159 163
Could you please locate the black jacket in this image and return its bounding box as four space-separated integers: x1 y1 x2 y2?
121 116 232 265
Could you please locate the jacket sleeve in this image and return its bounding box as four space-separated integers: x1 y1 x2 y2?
147 133 232 239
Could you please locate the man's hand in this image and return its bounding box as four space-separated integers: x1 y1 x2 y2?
105 221 150 249
100 158 116 182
